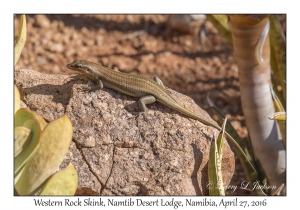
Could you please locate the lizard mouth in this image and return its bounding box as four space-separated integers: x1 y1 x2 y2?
67 63 73 68
67 60 79 69
67 63 79 71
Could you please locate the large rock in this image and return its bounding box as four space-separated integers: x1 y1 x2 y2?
14 69 235 195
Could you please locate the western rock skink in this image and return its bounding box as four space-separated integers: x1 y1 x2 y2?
67 60 256 172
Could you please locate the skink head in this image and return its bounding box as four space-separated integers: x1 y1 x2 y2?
67 60 98 81
67 60 87 71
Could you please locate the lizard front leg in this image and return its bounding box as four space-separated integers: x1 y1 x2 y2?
83 79 104 91
64 74 88 83
137 95 156 116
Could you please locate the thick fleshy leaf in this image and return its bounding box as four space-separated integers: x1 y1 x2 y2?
229 14 285 195
216 118 226 162
14 126 31 157
207 94 265 195
39 163 78 195
207 93 252 159
269 15 286 107
14 85 20 114
15 115 73 195
14 164 25 184
208 133 225 196
269 85 286 148
14 119 41 175
14 15 26 65
36 114 47 130
270 85 285 113
15 108 38 127
206 15 233 47
208 119 226 196
14 108 47 130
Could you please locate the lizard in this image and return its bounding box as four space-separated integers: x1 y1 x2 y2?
67 60 257 173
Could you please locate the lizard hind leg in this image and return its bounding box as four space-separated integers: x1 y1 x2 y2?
136 95 157 117
153 76 166 89
153 76 171 94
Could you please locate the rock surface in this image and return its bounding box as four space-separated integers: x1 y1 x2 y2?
14 69 234 195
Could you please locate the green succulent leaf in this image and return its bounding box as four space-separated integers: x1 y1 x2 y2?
207 93 266 195
14 164 25 184
14 108 47 130
269 85 286 148
206 15 233 47
269 15 286 106
216 118 226 163
39 163 78 196
14 85 20 114
14 126 31 157
208 119 226 196
15 115 73 195
36 114 47 130
15 108 38 127
14 15 26 65
270 84 285 113
14 119 41 175
207 93 252 160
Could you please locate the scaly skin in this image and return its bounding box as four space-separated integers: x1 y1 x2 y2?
67 60 256 172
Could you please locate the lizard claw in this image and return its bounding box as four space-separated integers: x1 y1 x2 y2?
78 85 91 92
64 74 81 83
132 111 145 120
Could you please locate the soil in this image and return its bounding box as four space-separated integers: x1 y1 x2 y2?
14 14 286 196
